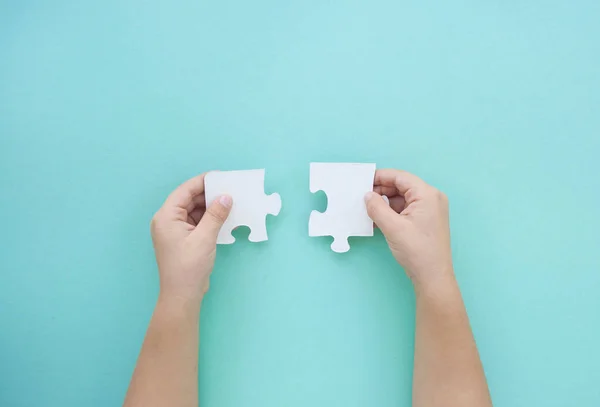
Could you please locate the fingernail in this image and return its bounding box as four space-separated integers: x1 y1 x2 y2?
364 191 376 202
219 195 232 208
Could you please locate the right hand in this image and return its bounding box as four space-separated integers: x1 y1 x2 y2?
365 169 453 290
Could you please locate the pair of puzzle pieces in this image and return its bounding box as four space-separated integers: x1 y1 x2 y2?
204 163 381 253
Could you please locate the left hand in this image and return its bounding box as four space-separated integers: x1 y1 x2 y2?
150 173 232 306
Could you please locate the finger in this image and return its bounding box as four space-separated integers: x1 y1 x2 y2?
373 185 399 197
192 195 233 243
364 191 400 235
185 194 206 214
164 173 206 211
374 169 428 196
389 196 406 213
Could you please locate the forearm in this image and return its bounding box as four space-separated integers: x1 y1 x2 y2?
124 295 202 407
412 272 492 407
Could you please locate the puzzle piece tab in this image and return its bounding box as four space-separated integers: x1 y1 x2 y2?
204 169 281 244
308 162 377 253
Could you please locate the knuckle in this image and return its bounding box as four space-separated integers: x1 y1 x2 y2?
404 189 418 203
440 192 449 204
430 188 449 206
150 212 161 232
425 186 440 199
174 207 187 220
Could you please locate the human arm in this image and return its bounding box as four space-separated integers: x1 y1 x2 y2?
123 174 232 407
365 169 492 407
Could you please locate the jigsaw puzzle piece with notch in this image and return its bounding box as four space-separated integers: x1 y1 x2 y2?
204 169 282 244
309 162 377 253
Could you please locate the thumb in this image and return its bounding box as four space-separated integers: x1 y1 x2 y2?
365 191 399 235
193 195 233 243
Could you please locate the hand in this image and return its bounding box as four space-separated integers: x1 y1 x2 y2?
365 169 453 290
150 173 232 306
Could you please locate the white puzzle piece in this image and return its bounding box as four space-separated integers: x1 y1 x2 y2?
309 162 378 253
204 169 282 244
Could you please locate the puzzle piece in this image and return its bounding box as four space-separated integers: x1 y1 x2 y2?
309 162 378 253
204 169 281 244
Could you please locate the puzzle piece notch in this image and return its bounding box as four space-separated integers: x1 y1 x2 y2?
204 169 281 244
308 162 377 253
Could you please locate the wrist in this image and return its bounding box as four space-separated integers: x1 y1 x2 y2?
156 292 203 319
412 265 460 302
413 274 467 322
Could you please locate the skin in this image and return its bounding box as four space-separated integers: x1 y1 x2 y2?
124 169 492 407
366 169 492 407
123 173 232 407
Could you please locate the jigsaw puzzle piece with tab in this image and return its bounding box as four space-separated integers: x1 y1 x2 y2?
308 162 377 253
205 169 281 244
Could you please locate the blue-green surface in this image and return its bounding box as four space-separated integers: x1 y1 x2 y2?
1 1 599 406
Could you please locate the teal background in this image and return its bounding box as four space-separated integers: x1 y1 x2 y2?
1 0 599 406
